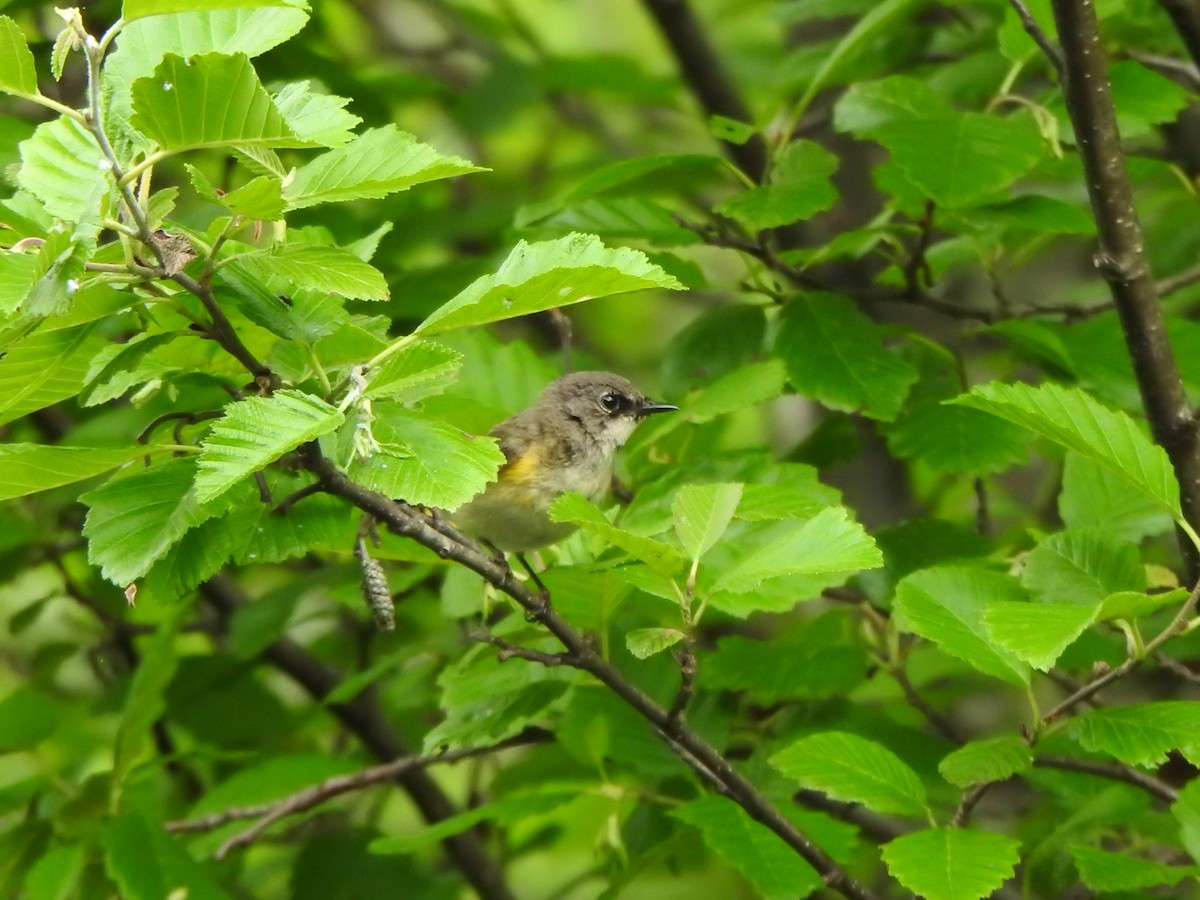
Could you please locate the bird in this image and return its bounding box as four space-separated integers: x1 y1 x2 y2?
452 371 677 561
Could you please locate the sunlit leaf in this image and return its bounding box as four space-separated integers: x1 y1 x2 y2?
196 389 344 503
771 731 928 817
283 125 484 209
882 828 1021 900
417 233 684 336
673 796 822 899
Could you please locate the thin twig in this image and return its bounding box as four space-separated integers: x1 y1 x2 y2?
167 735 545 859
1034 754 1179 803
474 632 579 668
952 783 994 827
1154 651 1200 685
891 667 966 744
1007 0 1065 73
1042 581 1200 723
667 640 698 726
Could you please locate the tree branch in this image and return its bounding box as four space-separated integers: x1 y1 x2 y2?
199 576 517 900
1050 0 1200 578
1007 0 1065 74
1042 580 1200 722
1033 754 1179 803
639 0 768 181
301 445 880 900
166 733 549 859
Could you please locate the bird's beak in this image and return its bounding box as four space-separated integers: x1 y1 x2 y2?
638 400 678 417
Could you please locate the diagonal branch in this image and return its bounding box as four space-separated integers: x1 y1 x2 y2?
1049 0 1200 579
301 444 880 900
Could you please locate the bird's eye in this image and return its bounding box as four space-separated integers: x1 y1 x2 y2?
599 392 624 413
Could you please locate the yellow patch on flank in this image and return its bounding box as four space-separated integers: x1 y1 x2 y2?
499 446 542 486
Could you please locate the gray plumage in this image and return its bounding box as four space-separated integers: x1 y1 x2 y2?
453 372 675 552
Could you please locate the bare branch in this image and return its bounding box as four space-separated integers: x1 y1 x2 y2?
1034 754 1179 803
166 735 547 859
1007 0 1065 73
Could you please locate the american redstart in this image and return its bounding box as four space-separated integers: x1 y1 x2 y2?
453 371 677 554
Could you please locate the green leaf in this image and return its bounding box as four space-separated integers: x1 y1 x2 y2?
123 0 307 23
625 627 685 659
349 407 505 510
219 176 285 219
0 688 58 751
236 244 389 300
1059 450 1174 541
1068 702 1200 768
882 828 1021 900
104 7 310 133
712 506 882 594
82 458 218 585
24 842 85 900
893 567 1031 686
272 80 361 147
983 602 1098 671
372 788 579 855
954 381 1188 534
549 492 682 573
717 140 838 230
424 652 574 751
80 331 188 406
874 112 1045 207
1174 779 1200 864
681 359 788 424
774 293 917 421
0 250 36 314
0 16 38 97
102 810 226 900
364 341 463 403
417 233 684 336
130 52 302 152
771 731 928 817
17 117 108 223
834 75 952 136
1071 845 1200 891
672 796 822 898
0 444 151 501
938 736 1032 788
661 304 767 398
1021 528 1145 606
886 403 1028 475
113 615 181 784
672 482 742 561
792 0 930 122
1098 588 1186 623
196 389 344 503
1109 61 1191 138
702 623 866 703
0 325 107 427
282 125 484 209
